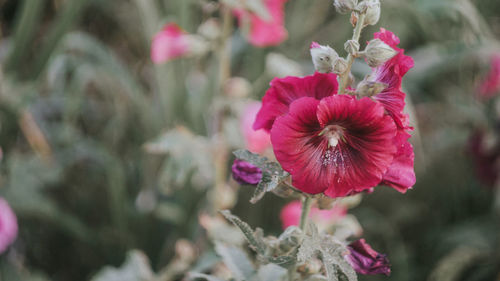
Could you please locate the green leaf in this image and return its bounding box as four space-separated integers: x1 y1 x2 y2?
252 264 287 281
90 250 156 281
220 210 297 269
220 210 267 255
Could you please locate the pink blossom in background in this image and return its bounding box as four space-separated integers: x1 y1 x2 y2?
241 101 271 153
0 197 17 254
234 0 288 47
151 23 190 64
280 200 347 230
467 130 500 186
478 55 500 100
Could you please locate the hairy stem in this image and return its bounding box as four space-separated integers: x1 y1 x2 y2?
338 13 366 94
212 6 233 213
299 196 313 231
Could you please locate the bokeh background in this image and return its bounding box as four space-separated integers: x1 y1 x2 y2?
0 0 500 280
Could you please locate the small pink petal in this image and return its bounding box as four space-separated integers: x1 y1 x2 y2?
241 101 271 153
151 23 190 64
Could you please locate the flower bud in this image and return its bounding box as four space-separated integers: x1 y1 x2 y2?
344 40 360 55
359 0 381 26
333 57 348 75
333 0 358 14
310 42 338 73
345 239 391 275
362 38 397 67
231 159 262 185
357 77 387 96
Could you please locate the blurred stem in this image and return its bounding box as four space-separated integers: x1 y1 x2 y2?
211 6 233 213
338 13 366 94
4 0 45 74
299 196 313 231
30 0 89 79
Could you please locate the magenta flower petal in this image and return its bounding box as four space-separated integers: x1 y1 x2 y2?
478 54 500 100
241 102 271 153
346 239 391 276
271 95 397 197
0 198 17 254
381 130 416 192
232 159 262 185
253 72 338 132
371 28 414 129
151 23 190 64
235 0 288 47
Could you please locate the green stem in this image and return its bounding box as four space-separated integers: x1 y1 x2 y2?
338 13 366 94
299 196 313 231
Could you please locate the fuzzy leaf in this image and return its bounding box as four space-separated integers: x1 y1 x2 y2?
220 210 267 255
252 264 287 281
221 210 298 269
91 250 155 281
214 242 256 281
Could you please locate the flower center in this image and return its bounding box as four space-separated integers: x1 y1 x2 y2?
319 125 344 149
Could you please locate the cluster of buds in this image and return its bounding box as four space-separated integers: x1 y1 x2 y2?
310 0 396 86
334 0 380 26
310 42 348 75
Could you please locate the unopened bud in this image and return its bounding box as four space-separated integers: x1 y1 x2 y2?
333 57 348 75
357 78 387 96
310 42 339 73
344 40 360 55
333 0 358 14
359 0 381 26
223 77 251 98
362 38 397 67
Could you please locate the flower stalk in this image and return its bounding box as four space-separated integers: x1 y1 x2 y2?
338 12 366 94
299 196 313 231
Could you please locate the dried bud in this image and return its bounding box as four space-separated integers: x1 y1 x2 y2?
197 18 221 40
333 0 358 14
359 0 381 26
310 42 339 73
362 38 397 67
223 77 251 98
333 57 348 75
278 226 302 252
357 77 387 96
344 40 360 55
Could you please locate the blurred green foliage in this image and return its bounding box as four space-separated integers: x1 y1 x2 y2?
0 0 499 280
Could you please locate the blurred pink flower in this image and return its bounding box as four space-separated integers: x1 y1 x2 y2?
234 0 288 47
0 198 17 254
151 23 190 64
280 200 347 230
478 55 500 100
241 101 271 153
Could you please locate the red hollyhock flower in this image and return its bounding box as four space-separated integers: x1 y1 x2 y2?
270 95 397 197
253 72 338 132
234 0 288 47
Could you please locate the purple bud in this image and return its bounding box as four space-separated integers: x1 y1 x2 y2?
231 159 262 185
345 239 391 276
